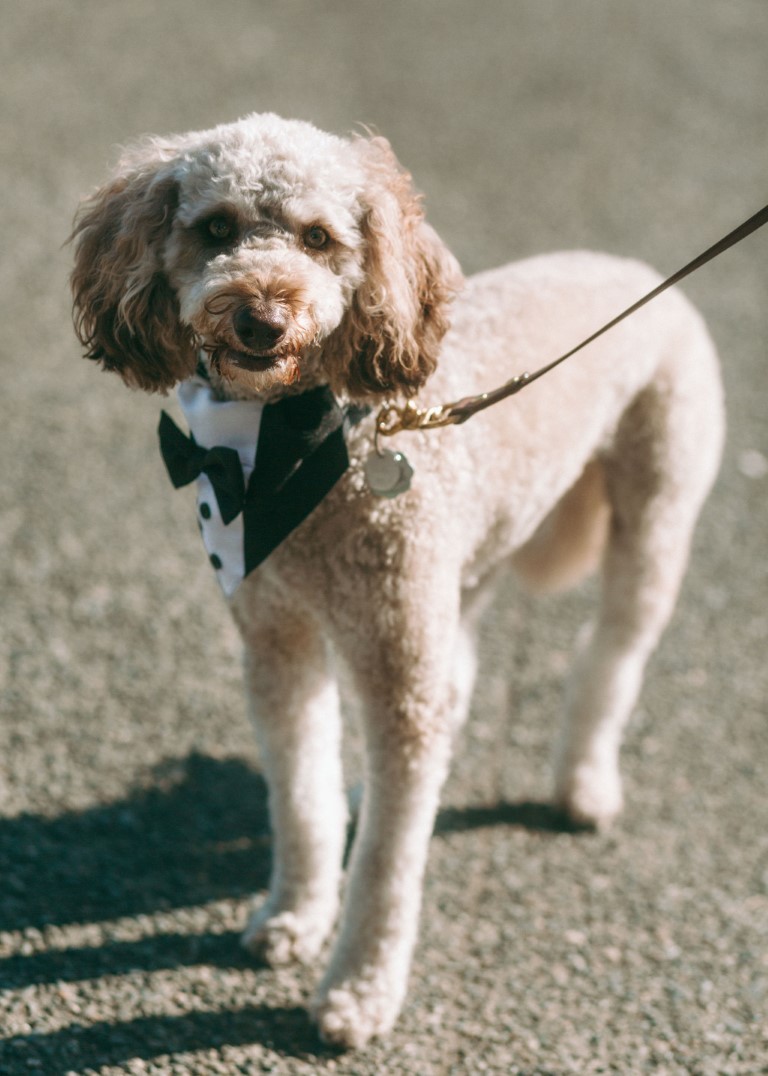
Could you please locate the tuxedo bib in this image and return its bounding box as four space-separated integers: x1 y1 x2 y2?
159 376 367 596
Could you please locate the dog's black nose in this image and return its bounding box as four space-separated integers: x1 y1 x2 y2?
233 304 287 351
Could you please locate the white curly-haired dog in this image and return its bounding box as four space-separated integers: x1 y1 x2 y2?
71 112 724 1048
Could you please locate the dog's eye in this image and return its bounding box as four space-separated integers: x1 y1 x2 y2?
303 225 330 250
207 216 235 241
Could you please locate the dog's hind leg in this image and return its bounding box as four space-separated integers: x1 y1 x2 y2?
233 593 347 966
555 329 724 830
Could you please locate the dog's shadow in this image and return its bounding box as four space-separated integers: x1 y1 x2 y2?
0 752 575 1069
0 753 273 939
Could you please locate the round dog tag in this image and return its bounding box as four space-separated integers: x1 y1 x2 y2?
364 448 414 498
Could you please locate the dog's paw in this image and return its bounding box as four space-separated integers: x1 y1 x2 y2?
241 905 334 966
555 761 624 831
311 977 402 1050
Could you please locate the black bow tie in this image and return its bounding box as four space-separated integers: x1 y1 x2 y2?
158 410 245 524
159 386 370 574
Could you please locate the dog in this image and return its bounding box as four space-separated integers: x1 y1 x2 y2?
71 112 724 1048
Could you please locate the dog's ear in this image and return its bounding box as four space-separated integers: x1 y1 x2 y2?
328 136 463 398
70 146 196 392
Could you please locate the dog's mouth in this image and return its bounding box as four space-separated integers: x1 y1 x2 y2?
220 346 282 373
210 344 302 387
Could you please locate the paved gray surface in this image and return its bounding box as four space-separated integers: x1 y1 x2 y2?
1 1 767 1072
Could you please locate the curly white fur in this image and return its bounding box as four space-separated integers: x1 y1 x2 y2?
71 112 725 1048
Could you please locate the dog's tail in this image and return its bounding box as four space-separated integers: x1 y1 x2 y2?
512 460 610 594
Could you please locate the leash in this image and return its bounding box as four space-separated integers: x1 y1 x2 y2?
373 202 768 451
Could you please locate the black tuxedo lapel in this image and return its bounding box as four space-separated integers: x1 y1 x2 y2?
243 386 366 574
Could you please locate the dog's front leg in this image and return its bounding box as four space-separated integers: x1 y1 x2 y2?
233 594 347 966
312 582 459 1048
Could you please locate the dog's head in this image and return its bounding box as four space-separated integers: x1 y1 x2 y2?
71 113 462 399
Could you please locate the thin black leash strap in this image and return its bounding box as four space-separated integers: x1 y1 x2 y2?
378 202 768 438
470 201 768 417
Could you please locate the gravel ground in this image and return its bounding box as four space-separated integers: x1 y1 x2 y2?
1 1 767 1073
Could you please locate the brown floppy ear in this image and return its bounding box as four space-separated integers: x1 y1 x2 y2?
70 154 196 392
327 136 463 398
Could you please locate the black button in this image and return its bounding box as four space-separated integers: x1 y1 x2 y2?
199 502 212 520
209 553 222 570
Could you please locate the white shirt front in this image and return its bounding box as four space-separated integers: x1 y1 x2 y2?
176 377 264 597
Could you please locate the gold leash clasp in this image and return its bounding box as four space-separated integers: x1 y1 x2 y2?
376 399 460 435
374 398 461 454
373 376 532 450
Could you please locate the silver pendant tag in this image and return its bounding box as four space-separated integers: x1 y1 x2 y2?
364 448 414 498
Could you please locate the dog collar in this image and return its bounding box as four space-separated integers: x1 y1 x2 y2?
159 376 368 596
